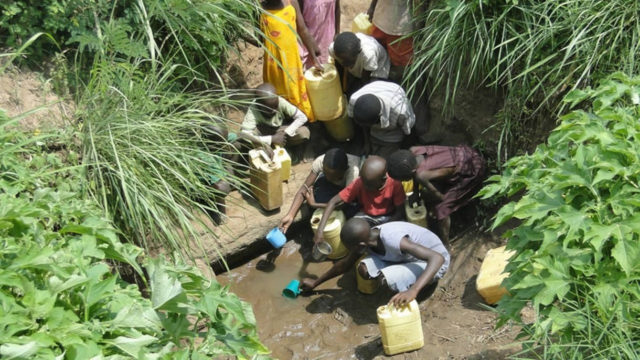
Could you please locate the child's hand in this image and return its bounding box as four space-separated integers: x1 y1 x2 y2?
389 289 418 307
300 278 317 292
279 214 294 234
271 132 286 146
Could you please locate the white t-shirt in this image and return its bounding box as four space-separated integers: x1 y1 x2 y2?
311 153 361 187
372 0 414 36
329 33 390 79
348 81 415 142
372 222 450 268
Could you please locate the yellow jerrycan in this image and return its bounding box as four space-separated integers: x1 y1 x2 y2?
272 146 291 182
356 255 379 294
323 101 354 142
248 149 283 211
377 300 424 355
310 208 348 259
352 13 373 35
476 246 515 304
405 200 428 228
304 64 345 121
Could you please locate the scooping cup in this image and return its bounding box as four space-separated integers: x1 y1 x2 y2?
266 227 286 248
282 279 301 298
312 241 333 261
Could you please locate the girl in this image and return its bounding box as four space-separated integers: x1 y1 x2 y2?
260 0 320 121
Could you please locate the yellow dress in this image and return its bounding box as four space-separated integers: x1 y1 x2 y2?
261 3 315 122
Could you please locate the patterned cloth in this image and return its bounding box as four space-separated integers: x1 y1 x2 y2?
299 0 336 69
261 2 315 121
411 145 486 220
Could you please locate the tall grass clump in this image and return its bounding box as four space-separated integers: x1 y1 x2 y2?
408 0 640 162
79 58 252 255
478 72 640 358
69 0 260 256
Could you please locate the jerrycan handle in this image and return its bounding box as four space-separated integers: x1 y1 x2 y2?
259 149 272 164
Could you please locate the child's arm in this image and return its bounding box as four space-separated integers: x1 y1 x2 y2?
389 237 445 306
290 0 322 68
334 0 341 37
367 0 379 20
415 168 455 202
312 194 344 244
283 107 308 138
301 249 361 291
279 171 318 233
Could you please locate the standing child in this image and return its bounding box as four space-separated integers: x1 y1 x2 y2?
260 0 321 121
299 0 341 69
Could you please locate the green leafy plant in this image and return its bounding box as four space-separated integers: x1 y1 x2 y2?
0 114 270 359
478 72 640 358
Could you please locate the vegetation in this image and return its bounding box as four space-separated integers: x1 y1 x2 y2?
0 115 269 358
79 58 251 255
1 0 271 357
479 73 640 358
408 0 640 163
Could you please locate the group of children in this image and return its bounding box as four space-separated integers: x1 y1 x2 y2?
203 1 487 305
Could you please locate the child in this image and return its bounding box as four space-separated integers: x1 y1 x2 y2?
260 0 320 121
348 80 415 159
241 83 310 150
312 155 405 244
387 147 486 245
279 148 361 233
367 0 424 80
299 0 341 69
328 31 390 95
301 218 450 307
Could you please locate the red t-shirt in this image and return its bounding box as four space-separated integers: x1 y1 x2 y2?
339 175 405 216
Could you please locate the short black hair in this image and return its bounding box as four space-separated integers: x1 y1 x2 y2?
334 32 361 58
353 94 381 126
323 148 348 171
340 218 370 247
387 150 417 181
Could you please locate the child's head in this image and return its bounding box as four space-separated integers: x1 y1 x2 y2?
340 218 371 250
387 150 418 181
204 124 229 151
254 83 279 118
353 94 381 127
322 148 349 184
333 32 361 68
360 155 387 191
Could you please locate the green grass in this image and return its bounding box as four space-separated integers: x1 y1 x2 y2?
407 0 640 163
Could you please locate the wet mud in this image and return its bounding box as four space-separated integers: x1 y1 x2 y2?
218 224 520 359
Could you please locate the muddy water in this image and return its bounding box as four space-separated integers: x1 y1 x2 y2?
217 238 396 359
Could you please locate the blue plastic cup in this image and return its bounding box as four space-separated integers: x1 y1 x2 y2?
282 279 301 298
266 227 286 248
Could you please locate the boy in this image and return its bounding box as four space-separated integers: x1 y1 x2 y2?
348 80 415 159
279 148 361 234
328 31 390 95
241 83 310 150
387 147 486 245
301 218 450 307
312 155 405 244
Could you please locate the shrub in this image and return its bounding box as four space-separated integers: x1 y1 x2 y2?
478 72 640 358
